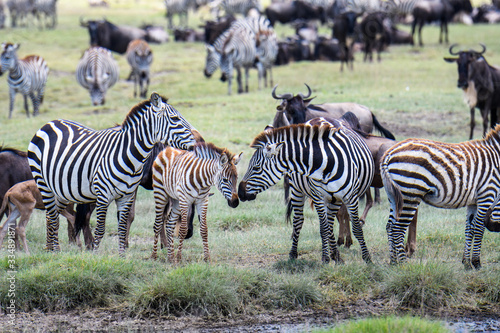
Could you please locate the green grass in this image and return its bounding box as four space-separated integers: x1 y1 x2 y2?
0 0 500 330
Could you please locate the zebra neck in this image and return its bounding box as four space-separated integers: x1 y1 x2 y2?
8 62 22 80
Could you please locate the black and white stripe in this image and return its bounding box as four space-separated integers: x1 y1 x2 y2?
27 92 196 254
164 0 196 28
0 42 49 118
32 0 58 29
247 16 278 89
76 46 119 106
151 142 241 262
239 122 374 263
126 39 153 99
381 125 500 269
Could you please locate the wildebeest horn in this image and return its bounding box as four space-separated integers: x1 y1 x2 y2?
297 83 312 99
80 16 88 27
448 44 460 56
474 43 486 55
271 85 293 100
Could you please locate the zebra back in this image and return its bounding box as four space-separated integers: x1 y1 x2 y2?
76 46 119 105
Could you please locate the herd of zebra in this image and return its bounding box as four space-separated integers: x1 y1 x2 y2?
0 0 58 29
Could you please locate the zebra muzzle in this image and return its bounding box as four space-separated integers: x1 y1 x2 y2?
238 181 256 202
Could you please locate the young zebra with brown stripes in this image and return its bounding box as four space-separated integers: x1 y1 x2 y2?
381 125 500 269
238 122 374 264
0 42 49 118
151 142 242 262
126 39 153 99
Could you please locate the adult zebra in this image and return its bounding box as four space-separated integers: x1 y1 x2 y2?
0 43 49 118
126 39 153 99
151 142 242 262
381 126 500 269
32 0 58 29
216 0 262 17
76 46 119 106
27 92 196 254
238 122 374 263
164 0 196 28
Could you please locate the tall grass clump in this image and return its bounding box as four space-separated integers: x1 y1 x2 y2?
382 262 465 310
273 259 322 274
317 315 450 333
273 275 323 309
465 266 500 303
0 254 135 312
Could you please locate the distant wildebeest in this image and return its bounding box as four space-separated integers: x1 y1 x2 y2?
388 25 414 45
411 0 472 47
80 17 147 54
359 11 389 62
271 84 395 139
332 11 359 71
313 36 342 61
0 42 49 118
76 46 119 106
173 27 204 42
444 44 500 139
264 0 326 27
202 15 236 45
126 39 153 99
275 37 313 65
142 24 170 44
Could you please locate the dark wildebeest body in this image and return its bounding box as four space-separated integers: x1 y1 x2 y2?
202 15 236 45
444 44 500 139
264 0 326 27
80 18 147 54
411 0 472 47
333 11 358 71
359 12 390 62
313 36 342 61
0 146 89 245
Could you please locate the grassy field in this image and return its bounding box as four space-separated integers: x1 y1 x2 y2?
1 0 500 331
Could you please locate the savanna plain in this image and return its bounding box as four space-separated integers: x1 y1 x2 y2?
1 0 500 332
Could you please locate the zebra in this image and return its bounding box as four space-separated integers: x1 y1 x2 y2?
151 142 242 262
27 92 196 254
381 125 500 269
238 123 374 263
126 39 153 99
216 0 262 17
164 0 196 28
32 0 58 29
6 0 33 28
76 46 119 106
0 42 49 118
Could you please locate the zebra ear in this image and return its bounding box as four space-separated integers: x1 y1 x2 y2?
265 142 284 157
150 92 161 108
264 125 274 132
232 152 243 165
13 43 20 51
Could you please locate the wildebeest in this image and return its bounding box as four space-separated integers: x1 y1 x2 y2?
359 11 389 62
80 17 147 54
313 36 342 61
264 0 326 27
271 84 395 139
275 37 313 65
202 15 236 45
444 44 500 139
411 0 472 47
332 11 359 71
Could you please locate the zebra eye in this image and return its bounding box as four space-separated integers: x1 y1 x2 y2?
222 177 228 183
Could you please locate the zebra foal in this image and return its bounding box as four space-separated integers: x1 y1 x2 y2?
126 39 153 99
76 46 119 106
381 125 500 269
151 142 242 262
0 42 49 118
238 123 374 263
28 92 196 254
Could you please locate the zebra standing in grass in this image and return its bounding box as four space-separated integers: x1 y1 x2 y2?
126 39 153 99
32 0 58 29
76 46 119 106
151 143 242 262
27 92 196 254
164 0 196 28
0 43 49 118
6 0 33 28
248 16 278 89
381 126 500 269
238 123 374 263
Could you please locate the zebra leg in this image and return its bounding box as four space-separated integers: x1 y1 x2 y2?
313 200 335 263
152 196 169 260
288 187 306 260
197 199 210 262
175 202 191 262
45 208 62 251
116 196 134 255
345 199 372 264
326 201 343 264
30 92 39 116
8 90 16 118
92 199 110 251
462 205 486 270
166 202 181 263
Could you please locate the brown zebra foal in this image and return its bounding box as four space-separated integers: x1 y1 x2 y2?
151 142 242 262
381 125 500 269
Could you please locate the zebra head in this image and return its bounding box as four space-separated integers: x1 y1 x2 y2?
216 150 243 208
148 92 196 151
238 128 285 201
0 43 19 75
204 44 220 78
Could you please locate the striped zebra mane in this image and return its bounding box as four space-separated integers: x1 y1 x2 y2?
482 124 500 144
192 142 233 160
121 94 170 126
251 124 338 148
0 145 27 157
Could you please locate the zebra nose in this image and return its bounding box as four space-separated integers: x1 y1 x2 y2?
227 197 239 208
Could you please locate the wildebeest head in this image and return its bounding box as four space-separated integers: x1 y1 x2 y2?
271 83 314 124
444 43 488 90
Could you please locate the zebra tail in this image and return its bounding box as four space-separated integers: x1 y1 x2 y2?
372 114 395 140
286 199 293 225
380 161 403 220
74 203 91 239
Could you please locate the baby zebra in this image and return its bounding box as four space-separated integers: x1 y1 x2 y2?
126 39 153 99
151 142 242 262
0 42 49 118
76 46 119 106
